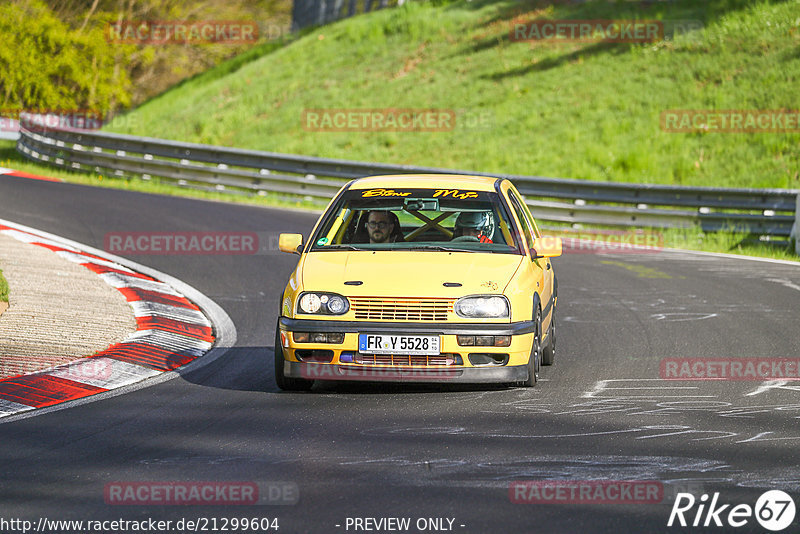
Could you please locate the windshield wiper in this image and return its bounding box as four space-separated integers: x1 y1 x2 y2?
318 244 365 251
407 245 479 253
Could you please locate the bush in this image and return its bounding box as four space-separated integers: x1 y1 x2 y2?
0 0 131 114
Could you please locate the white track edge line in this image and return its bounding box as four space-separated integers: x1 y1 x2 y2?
654 245 800 266
0 217 237 425
560 237 800 267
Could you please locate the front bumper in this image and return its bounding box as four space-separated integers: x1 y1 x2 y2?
278 317 535 384
284 361 529 383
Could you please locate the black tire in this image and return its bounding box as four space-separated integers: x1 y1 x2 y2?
542 311 556 366
519 306 541 387
274 326 314 391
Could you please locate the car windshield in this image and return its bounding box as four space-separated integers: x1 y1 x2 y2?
309 187 522 254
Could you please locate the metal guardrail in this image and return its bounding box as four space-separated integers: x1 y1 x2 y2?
16 125 800 249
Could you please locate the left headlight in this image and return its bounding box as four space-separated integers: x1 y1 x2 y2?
455 296 509 319
297 292 350 315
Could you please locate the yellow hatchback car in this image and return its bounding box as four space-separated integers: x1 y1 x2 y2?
275 174 561 390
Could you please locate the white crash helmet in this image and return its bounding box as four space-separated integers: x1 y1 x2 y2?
454 211 494 238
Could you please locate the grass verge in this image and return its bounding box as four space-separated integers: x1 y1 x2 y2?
657 226 797 261
546 224 798 262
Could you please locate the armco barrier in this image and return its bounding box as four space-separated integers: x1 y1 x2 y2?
15 124 799 245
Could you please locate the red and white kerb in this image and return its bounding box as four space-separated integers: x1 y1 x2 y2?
0 224 215 417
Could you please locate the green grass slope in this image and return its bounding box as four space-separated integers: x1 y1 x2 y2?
106 0 800 189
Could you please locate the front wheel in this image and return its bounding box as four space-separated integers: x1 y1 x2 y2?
274 325 314 391
519 307 541 387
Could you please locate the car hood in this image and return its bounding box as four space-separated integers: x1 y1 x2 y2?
299 251 523 297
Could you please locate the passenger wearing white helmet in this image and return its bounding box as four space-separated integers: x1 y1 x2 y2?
452 211 494 243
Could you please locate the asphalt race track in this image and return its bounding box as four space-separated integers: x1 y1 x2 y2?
1 176 799 533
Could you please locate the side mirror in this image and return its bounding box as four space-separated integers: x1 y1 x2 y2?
279 233 304 255
532 236 562 258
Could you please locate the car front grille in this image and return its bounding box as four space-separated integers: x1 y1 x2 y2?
349 297 454 321
353 353 458 366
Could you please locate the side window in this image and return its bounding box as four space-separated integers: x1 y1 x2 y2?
530 217 542 239
507 192 535 253
526 203 542 239
510 190 541 238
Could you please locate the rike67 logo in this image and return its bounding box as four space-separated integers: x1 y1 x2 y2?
668 490 796 531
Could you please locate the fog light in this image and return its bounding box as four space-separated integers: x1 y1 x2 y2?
474 335 494 346
494 336 511 347
327 333 345 344
293 332 310 343
339 351 354 363
297 332 346 344
311 332 328 343
457 335 475 346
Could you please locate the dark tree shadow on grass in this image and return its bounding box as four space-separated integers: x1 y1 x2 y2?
482 41 630 80
448 0 795 78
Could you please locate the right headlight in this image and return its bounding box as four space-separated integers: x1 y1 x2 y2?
455 296 509 318
297 292 350 315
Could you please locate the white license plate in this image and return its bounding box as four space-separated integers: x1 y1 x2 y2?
358 334 440 355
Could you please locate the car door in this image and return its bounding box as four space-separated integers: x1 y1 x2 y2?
506 186 554 333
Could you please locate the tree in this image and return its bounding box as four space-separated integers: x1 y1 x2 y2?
0 0 131 114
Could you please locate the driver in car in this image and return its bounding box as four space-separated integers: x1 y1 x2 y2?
367 210 400 243
452 211 494 243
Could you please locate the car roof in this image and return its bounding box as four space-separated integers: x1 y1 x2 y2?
349 174 500 192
